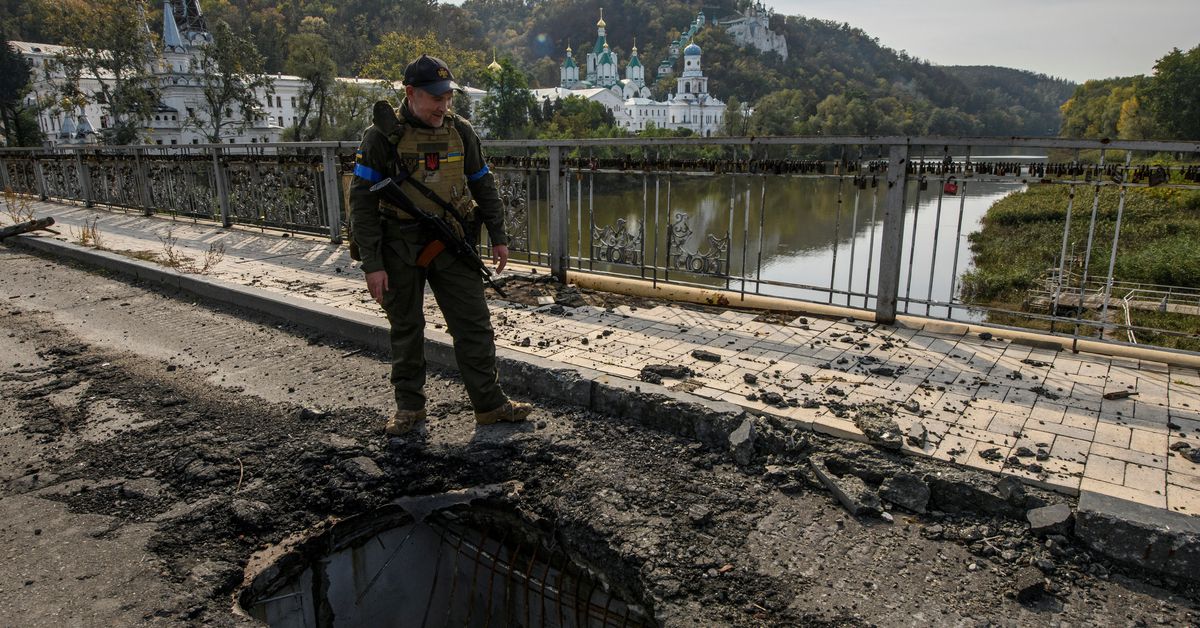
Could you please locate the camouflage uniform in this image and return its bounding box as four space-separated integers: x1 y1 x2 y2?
349 98 511 416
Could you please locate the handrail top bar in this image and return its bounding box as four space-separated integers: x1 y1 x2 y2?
2 136 1198 155
0 141 358 154
481 136 1200 152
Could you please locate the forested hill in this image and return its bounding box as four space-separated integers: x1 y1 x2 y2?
3 0 1079 136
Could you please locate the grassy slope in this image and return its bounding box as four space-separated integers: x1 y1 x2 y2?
961 183 1200 349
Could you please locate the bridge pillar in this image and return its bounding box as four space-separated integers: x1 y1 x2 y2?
875 143 909 325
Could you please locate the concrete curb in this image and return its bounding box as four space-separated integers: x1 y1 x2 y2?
1076 490 1200 582
10 234 1200 584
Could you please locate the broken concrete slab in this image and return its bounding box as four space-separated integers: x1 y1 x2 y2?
879 472 930 514
906 422 928 448
852 403 902 450
1026 503 1073 537
1076 490 1200 583
810 456 882 517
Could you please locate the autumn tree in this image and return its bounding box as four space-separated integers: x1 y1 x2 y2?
188 20 274 143
0 37 43 146
363 31 488 98
48 0 160 144
284 17 336 140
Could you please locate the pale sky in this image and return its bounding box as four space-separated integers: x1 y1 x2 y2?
443 0 1199 84
752 0 1199 83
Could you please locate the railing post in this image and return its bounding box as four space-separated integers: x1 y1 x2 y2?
135 148 153 216
320 146 342 244
0 156 11 192
33 156 49 200
211 146 231 227
874 142 910 325
548 144 568 282
75 149 94 207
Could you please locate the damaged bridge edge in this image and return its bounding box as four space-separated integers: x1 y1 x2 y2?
9 235 1200 583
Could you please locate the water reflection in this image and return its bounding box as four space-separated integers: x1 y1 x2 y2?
565 173 1024 321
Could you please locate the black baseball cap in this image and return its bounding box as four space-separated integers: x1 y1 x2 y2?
403 54 459 95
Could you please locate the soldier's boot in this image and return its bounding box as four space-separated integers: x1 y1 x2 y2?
474 400 533 426
384 408 427 436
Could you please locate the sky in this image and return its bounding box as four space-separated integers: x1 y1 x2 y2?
442 0 1199 84
758 0 1200 83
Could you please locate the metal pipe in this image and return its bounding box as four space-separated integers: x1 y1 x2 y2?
1099 152 1134 338
946 179 970 318
1076 149 1107 334
755 176 767 295
1050 184 1078 333
925 171 947 315
846 184 862 307
829 174 845 304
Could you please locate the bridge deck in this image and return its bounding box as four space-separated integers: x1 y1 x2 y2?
13 200 1200 522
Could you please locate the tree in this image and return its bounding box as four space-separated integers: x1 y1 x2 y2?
537 95 619 139
322 80 375 141
1141 45 1200 140
748 89 815 136
187 20 274 143
284 18 336 141
47 0 160 144
0 37 43 146
721 95 749 136
362 32 488 98
477 58 535 139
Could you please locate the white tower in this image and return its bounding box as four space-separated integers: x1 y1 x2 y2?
560 45 580 89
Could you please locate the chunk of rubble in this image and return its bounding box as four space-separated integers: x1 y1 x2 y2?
906 422 928 448
1014 566 1046 603
852 403 902 450
810 456 883 517
728 417 757 466
879 472 930 514
640 364 694 384
1026 503 1074 537
691 349 722 362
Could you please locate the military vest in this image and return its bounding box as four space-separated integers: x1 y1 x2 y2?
389 115 475 222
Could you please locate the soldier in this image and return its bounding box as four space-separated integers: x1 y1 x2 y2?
349 54 532 436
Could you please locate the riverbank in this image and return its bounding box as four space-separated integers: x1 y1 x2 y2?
960 183 1200 350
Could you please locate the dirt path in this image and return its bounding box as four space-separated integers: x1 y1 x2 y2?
0 245 1197 626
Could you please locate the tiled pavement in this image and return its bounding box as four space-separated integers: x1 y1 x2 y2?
13 201 1200 519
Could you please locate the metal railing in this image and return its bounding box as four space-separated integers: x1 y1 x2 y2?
3 136 1200 350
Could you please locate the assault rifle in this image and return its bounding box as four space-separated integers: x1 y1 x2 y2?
369 176 506 298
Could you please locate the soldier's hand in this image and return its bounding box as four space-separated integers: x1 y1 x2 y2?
492 244 509 274
366 270 389 304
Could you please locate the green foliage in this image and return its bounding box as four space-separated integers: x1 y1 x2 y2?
478 58 535 139
285 29 336 140
961 185 1200 305
188 20 275 143
1141 45 1200 140
1059 43 1200 141
536 95 620 139
362 31 489 99
0 37 43 146
48 0 161 144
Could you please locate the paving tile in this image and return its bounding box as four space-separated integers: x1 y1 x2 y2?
1167 483 1200 515
1029 400 1067 424
1129 428 1168 455
1123 464 1167 497
1167 450 1200 477
1083 455 1125 485
811 415 867 443
1093 421 1132 448
1089 442 1166 470
962 440 1006 475
1081 478 1166 509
